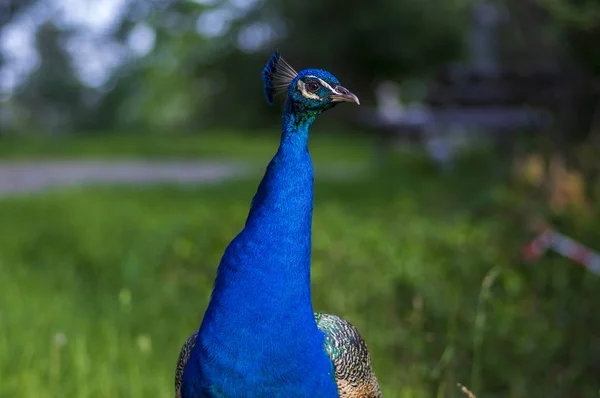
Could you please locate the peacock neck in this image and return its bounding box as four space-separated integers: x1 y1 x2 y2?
204 100 319 327
190 101 338 396
245 100 315 230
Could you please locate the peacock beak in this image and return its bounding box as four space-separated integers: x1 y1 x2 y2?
330 85 360 105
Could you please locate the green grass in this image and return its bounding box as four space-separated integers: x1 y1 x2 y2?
0 130 372 164
1 138 600 397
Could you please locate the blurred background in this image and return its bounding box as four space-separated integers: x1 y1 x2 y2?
1 0 600 396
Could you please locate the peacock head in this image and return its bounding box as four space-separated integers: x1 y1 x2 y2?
262 50 359 115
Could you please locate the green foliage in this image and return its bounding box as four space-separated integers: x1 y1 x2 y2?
1 147 599 397
6 0 600 133
2 0 471 132
535 0 600 30
530 0 600 75
274 0 468 79
0 130 371 163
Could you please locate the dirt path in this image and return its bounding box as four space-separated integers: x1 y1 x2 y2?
0 160 251 195
0 159 367 195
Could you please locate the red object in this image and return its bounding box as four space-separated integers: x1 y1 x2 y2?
522 241 544 262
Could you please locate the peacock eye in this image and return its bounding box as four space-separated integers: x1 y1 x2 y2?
306 81 320 92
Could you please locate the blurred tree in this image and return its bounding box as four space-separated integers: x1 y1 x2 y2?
0 0 37 28
0 0 38 93
535 0 600 76
536 0 600 184
12 22 84 132
89 0 213 132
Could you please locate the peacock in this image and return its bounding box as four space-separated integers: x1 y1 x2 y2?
175 50 381 398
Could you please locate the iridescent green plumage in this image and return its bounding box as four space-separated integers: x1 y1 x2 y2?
176 314 381 398
315 313 382 397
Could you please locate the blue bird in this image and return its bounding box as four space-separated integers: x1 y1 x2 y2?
175 51 381 398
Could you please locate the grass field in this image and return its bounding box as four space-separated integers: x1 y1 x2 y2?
0 130 372 164
1 132 599 397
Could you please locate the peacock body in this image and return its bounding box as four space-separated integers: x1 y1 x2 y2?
176 51 381 398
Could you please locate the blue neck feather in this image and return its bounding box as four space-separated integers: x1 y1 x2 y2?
181 100 338 397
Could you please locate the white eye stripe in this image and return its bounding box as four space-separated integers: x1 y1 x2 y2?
296 80 322 100
305 75 342 95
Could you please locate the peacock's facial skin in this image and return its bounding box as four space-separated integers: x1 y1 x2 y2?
288 69 360 112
